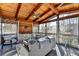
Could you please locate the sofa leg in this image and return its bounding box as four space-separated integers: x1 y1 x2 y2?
1 44 4 50
10 40 12 48
1 45 3 55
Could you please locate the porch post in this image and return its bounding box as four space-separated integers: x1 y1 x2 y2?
56 14 60 43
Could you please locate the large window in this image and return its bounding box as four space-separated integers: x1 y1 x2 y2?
39 24 45 33
32 24 39 37
33 24 39 33
33 23 46 37
46 22 57 39
39 24 46 36
59 17 78 47
0 18 18 43
2 23 17 34
32 16 78 47
47 22 56 34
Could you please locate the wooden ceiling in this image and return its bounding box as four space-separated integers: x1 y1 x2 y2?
0 3 79 33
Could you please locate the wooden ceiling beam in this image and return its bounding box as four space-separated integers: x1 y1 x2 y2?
42 10 79 23
37 3 64 23
38 14 54 23
33 8 51 22
35 3 59 23
57 3 64 8
41 13 79 24
47 3 59 14
15 3 22 20
38 4 79 23
33 3 61 22
25 3 43 21
0 7 3 17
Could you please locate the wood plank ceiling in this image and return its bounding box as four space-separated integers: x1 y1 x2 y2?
0 3 79 33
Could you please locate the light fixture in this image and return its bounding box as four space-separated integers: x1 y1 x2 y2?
32 13 41 19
